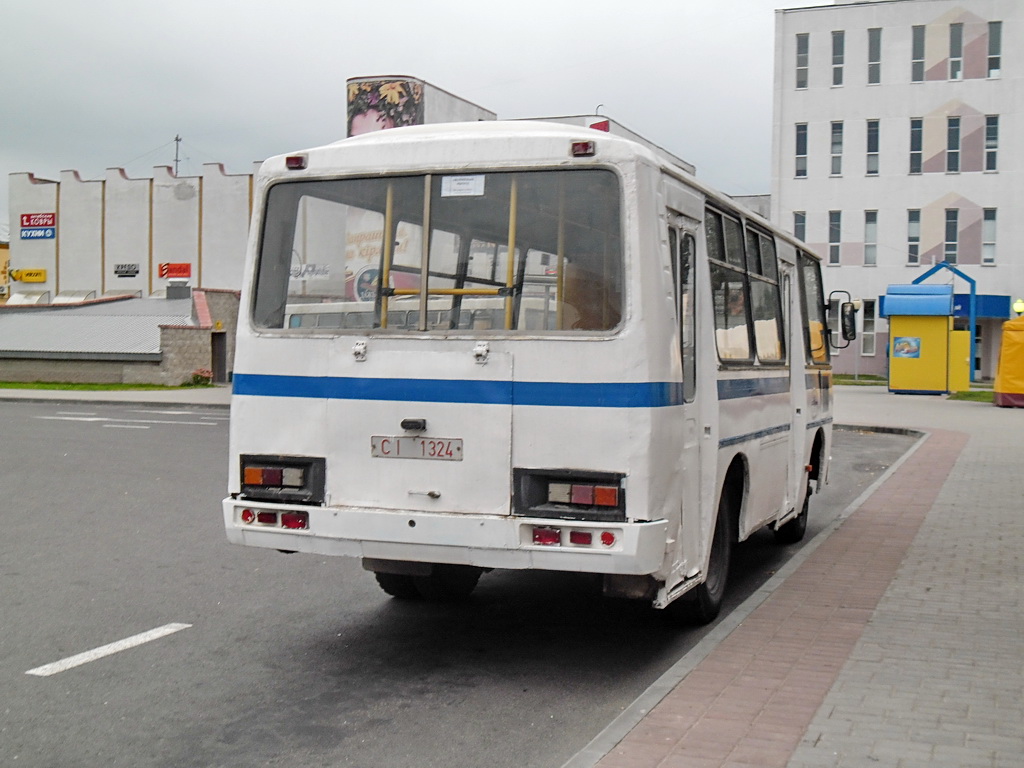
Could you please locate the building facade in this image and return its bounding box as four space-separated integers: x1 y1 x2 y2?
772 0 1021 378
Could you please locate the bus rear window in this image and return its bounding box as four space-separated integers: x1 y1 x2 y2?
252 169 623 334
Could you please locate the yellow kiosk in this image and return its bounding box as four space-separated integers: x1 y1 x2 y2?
883 284 969 395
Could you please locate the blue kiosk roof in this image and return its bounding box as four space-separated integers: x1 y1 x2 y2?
881 285 953 317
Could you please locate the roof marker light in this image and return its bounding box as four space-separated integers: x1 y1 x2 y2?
571 141 596 158
285 155 307 170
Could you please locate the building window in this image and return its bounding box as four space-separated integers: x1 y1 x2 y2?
795 123 808 177
866 119 879 175
907 210 921 265
909 118 923 174
794 211 806 241
829 211 842 265
982 209 996 264
862 299 876 356
949 23 963 80
944 209 959 264
868 28 882 84
864 211 878 266
988 21 1002 77
831 121 844 175
832 30 845 86
985 115 999 171
911 25 925 82
796 33 809 88
947 116 960 172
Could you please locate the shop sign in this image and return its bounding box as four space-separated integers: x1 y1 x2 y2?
21 213 56 228
115 263 140 278
158 262 191 279
11 269 48 282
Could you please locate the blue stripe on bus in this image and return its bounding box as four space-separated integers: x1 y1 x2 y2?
719 423 791 448
717 376 791 400
234 374 798 408
233 373 685 408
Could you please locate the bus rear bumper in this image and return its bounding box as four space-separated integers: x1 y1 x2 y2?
222 498 668 576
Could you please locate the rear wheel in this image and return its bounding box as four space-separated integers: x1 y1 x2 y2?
667 488 735 626
774 483 810 545
374 572 421 600
413 565 482 601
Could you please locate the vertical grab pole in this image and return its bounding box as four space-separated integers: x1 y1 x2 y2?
380 182 394 328
556 179 566 329
419 175 432 331
504 178 519 330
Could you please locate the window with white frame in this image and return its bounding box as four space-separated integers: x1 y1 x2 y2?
949 23 963 80
982 209 996 265
868 28 882 84
829 211 842 265
907 209 921 265
944 209 959 264
831 121 844 175
796 33 809 88
947 116 960 172
794 211 806 241
985 115 999 171
864 211 878 266
988 21 1002 77
832 30 845 85
862 299 876 356
795 123 808 177
911 25 925 82
866 119 879 175
909 118 923 173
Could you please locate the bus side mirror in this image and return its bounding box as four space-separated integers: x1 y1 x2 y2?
840 302 857 341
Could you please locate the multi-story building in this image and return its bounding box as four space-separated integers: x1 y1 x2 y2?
772 0 1021 378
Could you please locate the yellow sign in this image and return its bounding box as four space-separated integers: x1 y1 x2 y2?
11 269 47 283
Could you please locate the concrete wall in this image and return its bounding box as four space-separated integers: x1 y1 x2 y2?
9 164 254 301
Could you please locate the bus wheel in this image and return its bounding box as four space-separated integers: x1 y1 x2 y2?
667 489 734 626
774 484 810 545
374 572 421 600
414 565 482 601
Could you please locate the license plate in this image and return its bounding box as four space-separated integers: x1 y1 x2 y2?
371 436 464 461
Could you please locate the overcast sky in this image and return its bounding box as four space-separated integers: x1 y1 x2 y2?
0 0 823 237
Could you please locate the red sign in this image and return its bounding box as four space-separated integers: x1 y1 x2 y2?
158 262 192 279
21 212 56 228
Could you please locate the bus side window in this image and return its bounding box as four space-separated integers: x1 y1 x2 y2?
800 251 830 364
706 209 753 362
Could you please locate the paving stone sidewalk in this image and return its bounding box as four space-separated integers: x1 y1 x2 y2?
583 388 1023 768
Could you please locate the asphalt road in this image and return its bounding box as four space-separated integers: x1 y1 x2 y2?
0 400 916 768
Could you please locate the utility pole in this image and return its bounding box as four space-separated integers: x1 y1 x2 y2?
173 134 182 176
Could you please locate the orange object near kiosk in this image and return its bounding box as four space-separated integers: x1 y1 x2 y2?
994 315 1024 407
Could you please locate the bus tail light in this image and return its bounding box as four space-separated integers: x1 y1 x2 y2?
239 455 326 505
238 507 309 531
530 526 618 549
513 469 625 522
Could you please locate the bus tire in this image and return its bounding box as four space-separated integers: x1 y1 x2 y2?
774 484 810 545
413 565 482 601
374 572 422 600
667 488 734 626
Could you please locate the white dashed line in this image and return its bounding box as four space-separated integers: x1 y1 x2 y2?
25 623 192 677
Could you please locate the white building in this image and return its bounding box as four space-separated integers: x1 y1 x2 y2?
772 0 1021 379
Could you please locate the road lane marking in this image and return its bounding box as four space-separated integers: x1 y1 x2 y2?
26 623 192 677
103 424 150 429
37 416 217 426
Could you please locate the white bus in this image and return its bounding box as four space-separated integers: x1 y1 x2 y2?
223 121 852 623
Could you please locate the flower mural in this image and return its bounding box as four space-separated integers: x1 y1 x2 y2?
347 79 424 137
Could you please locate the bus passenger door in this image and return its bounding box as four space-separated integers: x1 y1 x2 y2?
668 221 704 583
